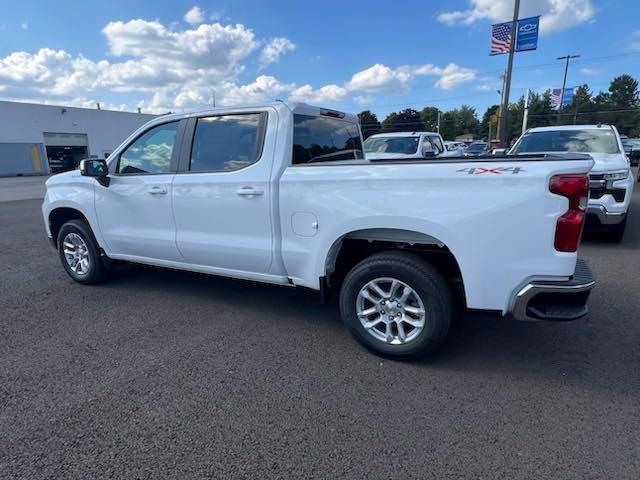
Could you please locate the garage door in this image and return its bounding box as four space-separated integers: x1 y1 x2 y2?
43 132 89 147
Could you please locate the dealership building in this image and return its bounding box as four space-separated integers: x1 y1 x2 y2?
0 100 156 176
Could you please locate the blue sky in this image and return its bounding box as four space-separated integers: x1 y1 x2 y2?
0 0 638 118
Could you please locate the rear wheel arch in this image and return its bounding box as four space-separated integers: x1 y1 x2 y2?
322 228 466 307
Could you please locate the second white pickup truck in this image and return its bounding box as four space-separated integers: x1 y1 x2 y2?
43 102 596 359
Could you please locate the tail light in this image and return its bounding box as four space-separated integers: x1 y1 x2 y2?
549 174 588 252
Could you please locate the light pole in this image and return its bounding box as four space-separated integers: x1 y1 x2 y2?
556 54 580 124
498 0 520 147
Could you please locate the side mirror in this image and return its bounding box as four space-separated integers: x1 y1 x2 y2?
492 148 508 156
629 148 640 166
80 158 110 187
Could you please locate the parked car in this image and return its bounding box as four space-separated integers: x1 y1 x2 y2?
443 140 465 156
464 142 489 156
511 124 633 241
621 137 640 166
43 102 595 359
363 131 451 160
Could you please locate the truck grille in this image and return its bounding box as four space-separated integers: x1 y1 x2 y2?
588 173 626 202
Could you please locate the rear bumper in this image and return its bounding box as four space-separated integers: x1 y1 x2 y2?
587 205 626 225
510 259 595 322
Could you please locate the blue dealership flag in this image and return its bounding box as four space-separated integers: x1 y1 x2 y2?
490 16 539 55
551 87 574 108
515 16 540 52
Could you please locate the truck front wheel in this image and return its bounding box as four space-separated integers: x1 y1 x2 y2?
57 219 108 284
339 251 453 359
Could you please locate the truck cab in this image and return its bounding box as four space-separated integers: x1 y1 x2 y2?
43 102 596 359
363 131 448 160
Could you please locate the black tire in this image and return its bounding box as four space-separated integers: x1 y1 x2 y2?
57 219 108 284
339 251 453 360
606 215 627 243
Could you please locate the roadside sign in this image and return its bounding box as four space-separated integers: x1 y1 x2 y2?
490 16 540 55
515 16 540 52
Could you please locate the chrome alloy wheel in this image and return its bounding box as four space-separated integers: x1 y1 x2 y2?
356 277 426 345
62 232 90 275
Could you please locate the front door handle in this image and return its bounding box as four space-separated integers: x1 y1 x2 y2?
147 186 168 195
236 186 264 197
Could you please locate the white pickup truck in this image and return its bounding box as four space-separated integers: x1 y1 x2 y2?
43 102 596 359
511 124 634 242
363 131 456 160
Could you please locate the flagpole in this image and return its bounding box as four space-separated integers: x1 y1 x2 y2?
498 0 520 147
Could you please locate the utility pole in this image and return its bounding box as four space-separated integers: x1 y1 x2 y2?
496 69 507 142
521 88 530 133
498 0 520 147
556 54 580 124
436 110 441 133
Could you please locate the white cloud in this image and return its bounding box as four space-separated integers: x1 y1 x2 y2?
579 67 600 76
437 0 595 35
0 14 477 113
259 37 296 68
354 94 374 105
21 22 28 30
629 31 640 51
289 84 348 103
345 63 476 92
346 64 416 92
184 6 205 25
433 64 477 89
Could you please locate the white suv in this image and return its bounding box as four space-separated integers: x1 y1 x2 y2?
511 125 633 241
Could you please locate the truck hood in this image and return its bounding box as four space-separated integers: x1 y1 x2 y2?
45 169 80 186
517 151 628 173
582 152 629 173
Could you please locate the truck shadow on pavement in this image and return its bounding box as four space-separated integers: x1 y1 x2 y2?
103 254 638 396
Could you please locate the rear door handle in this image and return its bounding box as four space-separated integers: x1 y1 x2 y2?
147 185 168 195
236 186 264 197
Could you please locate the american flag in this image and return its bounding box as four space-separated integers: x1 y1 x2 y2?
491 22 512 55
550 88 563 108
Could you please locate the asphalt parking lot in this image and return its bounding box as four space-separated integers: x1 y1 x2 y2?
1 178 639 479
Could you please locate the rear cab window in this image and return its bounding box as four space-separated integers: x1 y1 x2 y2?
293 114 363 164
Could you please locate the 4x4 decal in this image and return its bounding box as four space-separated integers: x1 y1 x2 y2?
457 166 525 175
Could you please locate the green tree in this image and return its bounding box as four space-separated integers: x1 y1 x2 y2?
527 91 555 129
381 108 424 133
357 110 381 139
419 106 440 131
606 74 640 134
438 105 480 140
481 104 500 141
507 96 525 142
565 84 594 125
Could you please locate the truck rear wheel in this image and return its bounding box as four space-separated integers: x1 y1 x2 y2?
57 219 108 284
339 251 453 359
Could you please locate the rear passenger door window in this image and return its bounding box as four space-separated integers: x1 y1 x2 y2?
118 122 178 174
190 113 265 172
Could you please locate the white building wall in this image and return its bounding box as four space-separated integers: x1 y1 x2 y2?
0 100 157 175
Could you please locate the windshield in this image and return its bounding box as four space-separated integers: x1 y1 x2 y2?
622 138 640 153
513 129 620 154
363 137 419 155
467 143 487 153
